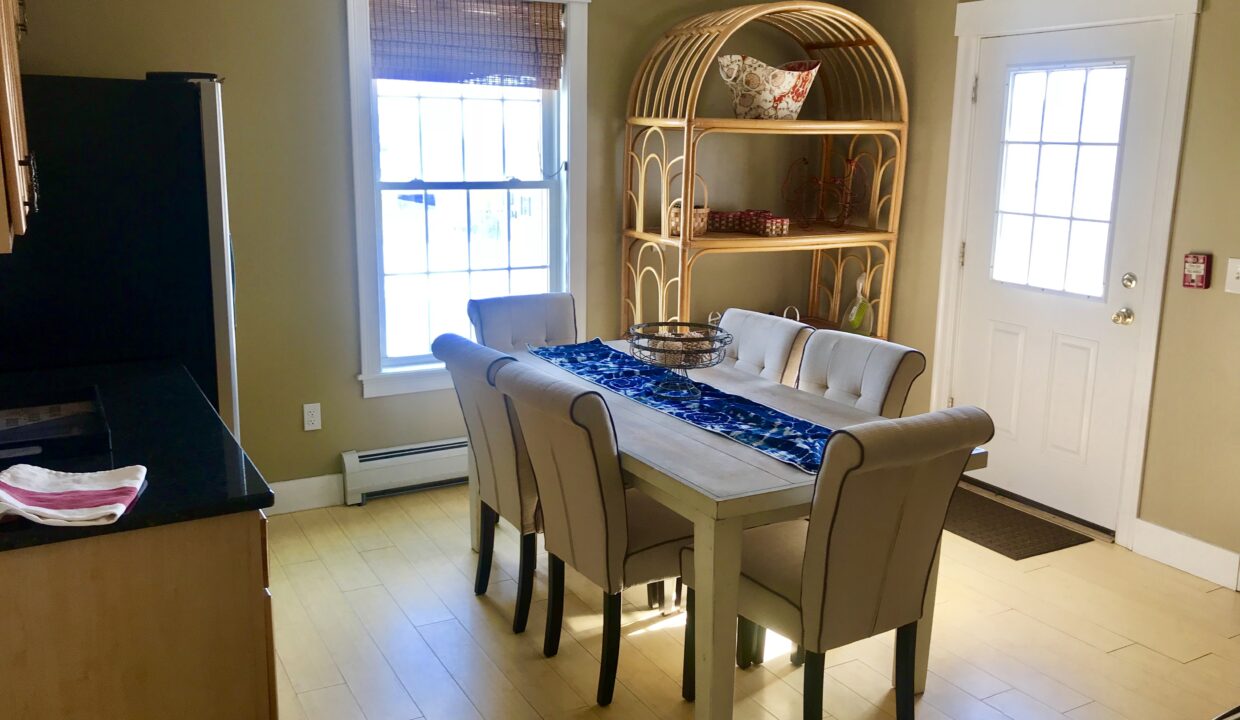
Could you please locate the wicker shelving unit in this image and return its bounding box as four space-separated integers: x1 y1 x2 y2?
620 1 908 337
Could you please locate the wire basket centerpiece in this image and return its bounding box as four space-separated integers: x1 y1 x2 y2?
627 322 733 400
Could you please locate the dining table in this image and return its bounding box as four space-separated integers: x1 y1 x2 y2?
470 339 988 720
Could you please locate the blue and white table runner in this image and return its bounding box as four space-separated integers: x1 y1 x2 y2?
529 339 832 474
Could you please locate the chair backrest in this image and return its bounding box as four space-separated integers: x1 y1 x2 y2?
796 330 926 418
494 362 628 594
718 307 813 385
431 334 538 534
800 406 994 652
467 292 577 353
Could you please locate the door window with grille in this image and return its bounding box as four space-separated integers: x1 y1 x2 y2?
991 64 1129 297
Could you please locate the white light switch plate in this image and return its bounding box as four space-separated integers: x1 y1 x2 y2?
1227 258 1240 294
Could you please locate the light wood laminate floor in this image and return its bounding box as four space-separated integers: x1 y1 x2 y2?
268 484 1240 720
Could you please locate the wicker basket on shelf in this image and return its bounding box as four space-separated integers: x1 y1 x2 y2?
666 174 710 237
667 203 710 237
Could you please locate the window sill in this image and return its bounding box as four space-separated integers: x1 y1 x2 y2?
359 364 453 398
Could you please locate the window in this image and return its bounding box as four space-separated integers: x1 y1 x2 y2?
376 80 561 366
348 0 588 396
991 64 1129 297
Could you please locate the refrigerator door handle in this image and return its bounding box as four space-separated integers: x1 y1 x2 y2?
18 153 37 214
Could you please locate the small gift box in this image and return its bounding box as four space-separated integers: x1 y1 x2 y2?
738 209 772 234
707 210 744 232
706 209 792 237
749 215 791 237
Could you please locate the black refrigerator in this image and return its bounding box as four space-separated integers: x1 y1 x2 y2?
0 73 239 435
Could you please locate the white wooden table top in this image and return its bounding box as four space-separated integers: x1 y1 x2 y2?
511 340 988 521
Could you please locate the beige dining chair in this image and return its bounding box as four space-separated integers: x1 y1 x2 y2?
732 330 927 667
680 406 994 719
795 329 927 418
717 307 813 386
431 333 541 634
494 361 694 706
467 291 577 353
469 291 668 609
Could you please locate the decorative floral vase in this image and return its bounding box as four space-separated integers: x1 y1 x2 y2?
716 55 821 120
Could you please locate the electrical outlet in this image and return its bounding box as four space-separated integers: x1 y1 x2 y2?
1226 258 1240 294
303 403 322 431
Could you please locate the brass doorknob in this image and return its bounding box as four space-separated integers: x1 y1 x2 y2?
1112 307 1135 325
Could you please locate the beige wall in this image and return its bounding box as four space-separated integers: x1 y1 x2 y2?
835 0 1240 552
24 0 1235 550
20 0 808 483
1140 0 1240 553
21 0 466 483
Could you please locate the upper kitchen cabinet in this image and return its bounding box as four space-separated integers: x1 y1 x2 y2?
0 0 30 252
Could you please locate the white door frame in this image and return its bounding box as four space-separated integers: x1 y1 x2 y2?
930 0 1200 548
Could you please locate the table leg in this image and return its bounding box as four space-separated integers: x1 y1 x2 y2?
692 515 743 720
468 453 481 553
894 542 939 693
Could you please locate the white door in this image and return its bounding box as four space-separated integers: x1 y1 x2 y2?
951 21 1177 529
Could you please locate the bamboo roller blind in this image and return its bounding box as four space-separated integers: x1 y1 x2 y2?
370 0 565 90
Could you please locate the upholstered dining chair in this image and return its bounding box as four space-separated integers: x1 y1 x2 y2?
728 331 928 667
431 333 541 634
467 291 577 353
680 406 994 719
494 361 695 706
717 307 813 386
795 330 927 418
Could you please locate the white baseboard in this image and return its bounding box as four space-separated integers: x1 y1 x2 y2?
269 473 344 515
1130 518 1240 590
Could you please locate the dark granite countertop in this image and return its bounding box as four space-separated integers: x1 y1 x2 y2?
0 362 272 551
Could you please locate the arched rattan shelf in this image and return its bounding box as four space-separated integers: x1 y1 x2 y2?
620 1 909 338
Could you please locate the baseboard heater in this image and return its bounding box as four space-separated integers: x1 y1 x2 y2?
341 437 469 505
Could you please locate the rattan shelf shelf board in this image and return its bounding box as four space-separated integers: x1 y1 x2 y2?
627 117 906 135
624 223 895 251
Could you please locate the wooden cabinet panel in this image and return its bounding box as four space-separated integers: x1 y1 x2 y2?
0 511 276 719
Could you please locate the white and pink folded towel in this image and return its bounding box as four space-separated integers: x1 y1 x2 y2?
0 464 147 526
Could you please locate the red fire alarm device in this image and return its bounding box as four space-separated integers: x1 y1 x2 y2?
1184 253 1212 289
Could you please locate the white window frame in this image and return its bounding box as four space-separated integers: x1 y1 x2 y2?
346 0 589 398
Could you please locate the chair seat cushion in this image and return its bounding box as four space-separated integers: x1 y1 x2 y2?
623 488 694 587
680 519 808 642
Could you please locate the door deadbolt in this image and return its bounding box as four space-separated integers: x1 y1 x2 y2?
1121 272 1138 289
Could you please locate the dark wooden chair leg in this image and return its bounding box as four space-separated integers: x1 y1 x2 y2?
598 592 622 706
674 577 683 608
681 588 695 702
736 616 755 669
752 624 766 665
803 650 825 720
646 581 665 609
544 554 565 657
512 532 537 633
474 503 497 595
791 644 806 667
895 621 917 720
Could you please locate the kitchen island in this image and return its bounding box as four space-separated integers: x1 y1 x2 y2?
0 362 276 720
